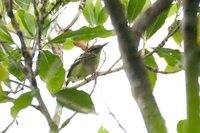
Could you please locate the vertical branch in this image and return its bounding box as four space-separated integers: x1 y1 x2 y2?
103 0 168 133
32 0 59 132
182 0 200 132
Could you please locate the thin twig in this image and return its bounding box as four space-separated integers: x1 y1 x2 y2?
106 56 121 72
59 112 77 131
9 79 32 89
100 91 127 133
145 65 181 74
1 119 15 133
43 0 62 19
144 20 181 58
63 0 85 31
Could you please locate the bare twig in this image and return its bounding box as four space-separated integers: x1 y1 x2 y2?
9 79 31 89
1 119 15 133
59 112 77 131
145 65 181 74
100 90 127 133
144 19 181 58
63 0 86 31
43 0 62 19
106 56 121 72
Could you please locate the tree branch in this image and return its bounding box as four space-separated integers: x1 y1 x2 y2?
182 0 200 132
103 0 172 133
131 0 173 46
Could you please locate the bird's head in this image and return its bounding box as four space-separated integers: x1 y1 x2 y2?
87 42 108 54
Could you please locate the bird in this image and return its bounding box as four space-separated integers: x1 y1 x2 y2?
66 43 107 85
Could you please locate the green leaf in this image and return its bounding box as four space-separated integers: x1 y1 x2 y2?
142 0 151 12
177 120 187 133
94 0 102 22
83 0 108 26
127 0 146 23
94 0 108 25
0 20 14 44
0 64 8 82
144 53 157 89
38 50 65 95
97 8 108 25
0 90 13 103
15 9 36 37
97 126 110 133
157 48 182 71
8 61 25 81
63 39 75 50
173 30 182 46
49 26 113 44
11 91 36 118
83 0 95 26
169 20 182 46
168 4 179 17
15 0 31 10
56 89 95 113
145 7 170 39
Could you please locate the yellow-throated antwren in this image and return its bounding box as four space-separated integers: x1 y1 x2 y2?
66 43 107 84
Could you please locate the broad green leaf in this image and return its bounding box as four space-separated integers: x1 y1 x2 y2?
0 20 14 44
145 7 170 39
15 9 36 37
83 0 96 26
56 89 95 113
177 120 187 133
83 0 108 26
94 0 108 25
169 20 182 46
0 64 8 82
8 61 25 81
168 4 179 17
0 90 13 103
14 0 31 10
49 26 113 43
142 0 151 12
97 126 110 133
97 8 108 25
144 53 157 89
127 0 146 23
157 48 182 71
63 39 75 50
11 91 36 118
173 30 182 46
38 50 65 95
94 0 102 22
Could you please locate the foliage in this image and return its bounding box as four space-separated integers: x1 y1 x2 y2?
0 0 198 133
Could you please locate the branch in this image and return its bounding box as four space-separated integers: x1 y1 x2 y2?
4 0 26 49
103 0 173 133
144 19 180 58
145 65 181 74
1 119 15 133
131 0 173 46
63 0 85 32
182 0 200 132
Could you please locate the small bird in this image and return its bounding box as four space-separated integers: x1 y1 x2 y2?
66 43 107 84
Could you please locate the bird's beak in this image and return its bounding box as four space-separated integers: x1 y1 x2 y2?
101 42 108 47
